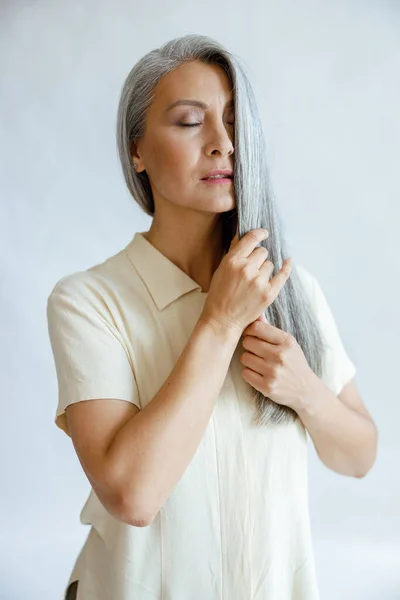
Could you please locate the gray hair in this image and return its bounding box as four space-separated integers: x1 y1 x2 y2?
116 34 327 427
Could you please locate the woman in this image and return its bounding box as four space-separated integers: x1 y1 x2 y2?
47 34 375 600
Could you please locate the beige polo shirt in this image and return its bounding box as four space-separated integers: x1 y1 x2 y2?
46 231 356 600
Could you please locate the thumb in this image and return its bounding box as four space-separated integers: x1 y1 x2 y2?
256 311 268 323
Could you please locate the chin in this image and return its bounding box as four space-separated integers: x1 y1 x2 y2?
202 199 236 213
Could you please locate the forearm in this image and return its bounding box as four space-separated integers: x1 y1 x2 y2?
296 373 378 478
106 318 241 524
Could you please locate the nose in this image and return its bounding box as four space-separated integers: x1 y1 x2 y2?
210 145 233 158
205 123 234 158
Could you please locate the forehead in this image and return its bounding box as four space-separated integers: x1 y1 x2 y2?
150 60 234 111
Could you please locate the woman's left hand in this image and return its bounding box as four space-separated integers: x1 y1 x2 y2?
239 312 316 410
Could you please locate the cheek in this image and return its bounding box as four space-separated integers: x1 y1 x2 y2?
166 141 194 171
147 136 198 188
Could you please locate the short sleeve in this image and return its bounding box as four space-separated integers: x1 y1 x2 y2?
46 276 141 438
296 265 357 395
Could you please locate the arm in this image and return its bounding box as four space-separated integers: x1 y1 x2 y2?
102 318 240 526
294 265 378 477
296 374 378 478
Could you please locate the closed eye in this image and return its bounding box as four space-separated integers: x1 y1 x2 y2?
178 122 235 128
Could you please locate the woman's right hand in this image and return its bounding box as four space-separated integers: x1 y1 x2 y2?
199 227 292 336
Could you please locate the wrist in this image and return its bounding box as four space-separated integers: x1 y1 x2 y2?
197 316 242 346
295 369 325 416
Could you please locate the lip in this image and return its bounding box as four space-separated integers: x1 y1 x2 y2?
201 169 233 180
201 177 232 185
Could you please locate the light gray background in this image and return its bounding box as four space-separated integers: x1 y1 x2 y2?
0 0 398 598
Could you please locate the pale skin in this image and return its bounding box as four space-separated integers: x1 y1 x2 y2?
132 59 377 478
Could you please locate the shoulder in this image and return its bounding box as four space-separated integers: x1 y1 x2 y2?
46 249 147 338
47 249 129 310
47 270 101 312
46 270 116 336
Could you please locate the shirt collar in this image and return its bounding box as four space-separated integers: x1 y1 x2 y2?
124 231 204 311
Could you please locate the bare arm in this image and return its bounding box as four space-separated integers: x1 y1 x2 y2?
103 318 241 526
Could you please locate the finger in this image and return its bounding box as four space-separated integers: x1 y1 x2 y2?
259 258 292 301
256 312 268 323
268 258 292 296
245 318 286 344
230 228 269 258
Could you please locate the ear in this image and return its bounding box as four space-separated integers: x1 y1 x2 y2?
129 138 136 158
130 139 143 170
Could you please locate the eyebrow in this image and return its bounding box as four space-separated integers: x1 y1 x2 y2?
165 98 234 112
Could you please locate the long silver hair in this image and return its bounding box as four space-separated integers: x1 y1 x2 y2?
116 33 327 427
